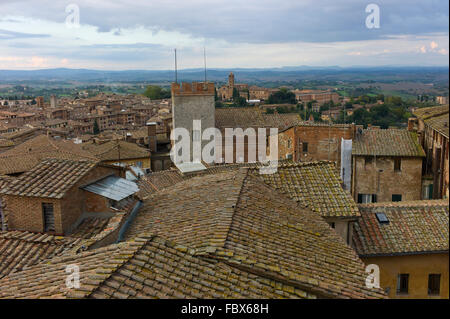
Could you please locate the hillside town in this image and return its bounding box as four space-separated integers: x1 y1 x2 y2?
0 71 448 300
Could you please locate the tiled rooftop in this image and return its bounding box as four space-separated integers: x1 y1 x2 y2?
124 169 385 298
138 161 358 218
0 134 98 175
353 200 449 257
414 105 449 138
413 105 449 120
0 235 317 299
352 129 425 157
215 107 302 131
252 161 359 218
0 231 85 279
0 158 97 199
82 140 150 161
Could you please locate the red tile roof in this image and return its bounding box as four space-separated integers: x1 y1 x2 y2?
353 200 449 256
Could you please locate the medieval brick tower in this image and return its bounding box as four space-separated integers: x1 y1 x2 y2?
171 82 215 165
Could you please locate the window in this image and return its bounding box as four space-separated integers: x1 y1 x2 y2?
42 203 55 232
136 161 143 168
302 142 308 153
392 194 402 202
287 139 291 149
396 274 409 295
357 194 377 204
329 222 335 229
428 274 441 295
423 184 433 200
376 212 389 224
394 158 402 172
364 156 373 166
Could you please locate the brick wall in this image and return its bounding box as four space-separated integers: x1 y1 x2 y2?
4 165 122 235
4 195 63 234
60 165 122 234
352 156 423 203
278 125 354 165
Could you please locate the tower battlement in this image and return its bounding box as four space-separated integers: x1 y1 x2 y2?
171 82 215 96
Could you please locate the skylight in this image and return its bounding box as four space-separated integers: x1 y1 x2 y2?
375 212 389 224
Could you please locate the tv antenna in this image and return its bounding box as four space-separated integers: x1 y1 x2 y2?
174 48 178 83
203 47 207 83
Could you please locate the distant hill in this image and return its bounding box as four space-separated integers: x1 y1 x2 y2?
0 66 448 84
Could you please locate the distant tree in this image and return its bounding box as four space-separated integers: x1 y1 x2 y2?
215 101 224 108
234 96 247 107
93 120 100 134
267 88 296 104
232 88 240 100
143 85 171 100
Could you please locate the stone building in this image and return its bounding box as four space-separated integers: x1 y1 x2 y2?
293 89 340 105
353 200 449 299
276 123 355 166
171 81 215 167
215 107 301 163
351 128 425 203
82 139 151 170
217 72 249 101
413 105 449 199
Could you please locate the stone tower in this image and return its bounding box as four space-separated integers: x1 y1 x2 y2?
171 82 215 165
228 72 235 88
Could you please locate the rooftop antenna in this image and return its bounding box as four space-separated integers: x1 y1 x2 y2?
174 48 178 83
203 46 207 83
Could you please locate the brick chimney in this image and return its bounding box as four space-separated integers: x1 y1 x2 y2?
407 117 417 131
146 121 157 152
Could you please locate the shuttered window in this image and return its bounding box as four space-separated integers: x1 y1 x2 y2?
42 203 55 232
428 274 441 295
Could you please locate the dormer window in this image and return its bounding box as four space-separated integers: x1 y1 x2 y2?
375 212 389 224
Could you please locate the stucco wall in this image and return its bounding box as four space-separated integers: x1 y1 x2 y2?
362 253 449 299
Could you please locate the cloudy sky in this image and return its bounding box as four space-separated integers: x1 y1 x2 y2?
0 0 448 70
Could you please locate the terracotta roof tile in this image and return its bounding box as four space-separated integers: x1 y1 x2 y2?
352 129 425 157
215 107 302 131
413 105 449 138
138 161 359 218
0 158 97 199
0 235 316 299
353 200 449 256
124 169 384 298
0 134 98 174
0 231 85 279
82 140 149 161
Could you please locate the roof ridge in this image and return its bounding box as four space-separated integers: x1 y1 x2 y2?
218 168 250 252
358 199 449 208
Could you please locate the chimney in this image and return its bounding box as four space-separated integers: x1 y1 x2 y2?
407 118 417 132
146 121 157 152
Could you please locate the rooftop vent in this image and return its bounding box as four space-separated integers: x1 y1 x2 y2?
375 212 389 224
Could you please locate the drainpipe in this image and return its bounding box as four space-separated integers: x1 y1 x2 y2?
116 200 143 243
0 198 5 231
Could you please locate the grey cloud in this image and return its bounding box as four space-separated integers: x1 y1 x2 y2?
0 29 50 40
1 0 448 43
